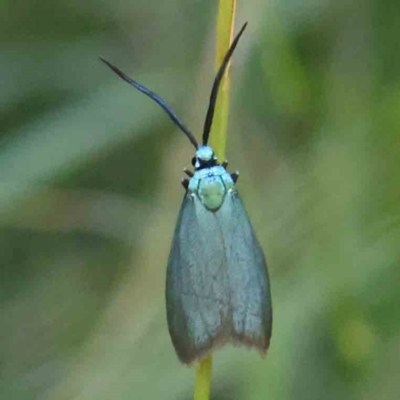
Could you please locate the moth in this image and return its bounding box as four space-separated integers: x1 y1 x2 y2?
101 22 272 364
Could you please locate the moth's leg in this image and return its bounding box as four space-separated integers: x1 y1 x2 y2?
181 178 189 189
183 167 194 177
222 160 238 183
231 171 239 183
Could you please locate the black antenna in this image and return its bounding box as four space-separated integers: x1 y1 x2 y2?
100 57 199 149
202 22 247 146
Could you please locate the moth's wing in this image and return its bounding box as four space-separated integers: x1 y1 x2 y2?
218 190 272 353
166 194 230 364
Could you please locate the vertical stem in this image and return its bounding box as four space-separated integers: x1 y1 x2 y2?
193 355 213 400
193 1 236 400
209 0 237 161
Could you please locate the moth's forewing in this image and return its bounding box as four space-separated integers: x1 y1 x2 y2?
166 189 272 364
219 190 272 351
166 194 230 364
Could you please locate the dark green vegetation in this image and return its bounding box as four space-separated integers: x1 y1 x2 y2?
1 1 400 399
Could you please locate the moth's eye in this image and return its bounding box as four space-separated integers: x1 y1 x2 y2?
191 157 196 166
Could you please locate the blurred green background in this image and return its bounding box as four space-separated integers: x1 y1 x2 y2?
1 0 400 399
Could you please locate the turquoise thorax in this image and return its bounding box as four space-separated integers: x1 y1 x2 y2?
188 165 235 211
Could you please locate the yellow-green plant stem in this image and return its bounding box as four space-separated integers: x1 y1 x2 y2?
209 0 237 161
194 2 236 400
194 355 213 400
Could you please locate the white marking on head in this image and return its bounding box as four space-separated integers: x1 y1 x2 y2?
195 146 217 168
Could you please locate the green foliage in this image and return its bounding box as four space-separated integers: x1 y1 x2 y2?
1 1 400 399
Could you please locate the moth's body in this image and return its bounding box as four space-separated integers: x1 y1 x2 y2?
188 146 235 211
101 22 272 365
166 145 272 364
189 165 233 210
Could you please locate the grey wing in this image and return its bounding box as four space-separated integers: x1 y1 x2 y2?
217 189 272 353
166 193 230 364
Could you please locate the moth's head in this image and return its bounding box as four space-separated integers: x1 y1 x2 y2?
192 145 217 169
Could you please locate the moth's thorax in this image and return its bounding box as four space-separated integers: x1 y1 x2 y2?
188 165 235 211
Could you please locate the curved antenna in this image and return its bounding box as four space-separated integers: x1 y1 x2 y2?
202 22 247 146
100 57 199 149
